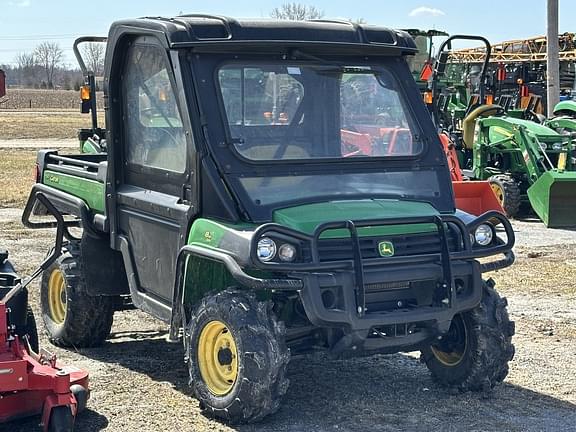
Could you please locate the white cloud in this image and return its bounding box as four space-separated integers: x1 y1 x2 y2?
409 6 446 17
8 0 31 7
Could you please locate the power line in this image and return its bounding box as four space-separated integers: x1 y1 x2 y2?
0 33 81 40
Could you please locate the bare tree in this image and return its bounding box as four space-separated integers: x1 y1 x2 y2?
270 3 324 20
34 42 63 89
15 52 36 69
82 42 105 76
14 52 38 87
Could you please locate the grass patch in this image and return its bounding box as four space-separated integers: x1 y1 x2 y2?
0 111 104 139
491 252 576 297
0 149 37 207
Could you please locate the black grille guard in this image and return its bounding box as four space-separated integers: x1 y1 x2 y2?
249 211 515 315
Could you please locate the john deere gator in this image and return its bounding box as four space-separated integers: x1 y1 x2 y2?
23 15 515 423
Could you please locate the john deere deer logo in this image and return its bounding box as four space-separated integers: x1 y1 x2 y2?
378 241 395 257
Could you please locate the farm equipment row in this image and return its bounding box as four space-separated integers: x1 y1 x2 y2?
426 35 576 228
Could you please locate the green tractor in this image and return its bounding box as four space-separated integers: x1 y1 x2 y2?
23 16 516 424
431 36 576 227
545 99 576 132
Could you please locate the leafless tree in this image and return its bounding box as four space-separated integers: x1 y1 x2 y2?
15 52 36 69
34 42 63 89
82 42 105 76
270 3 324 20
14 52 38 86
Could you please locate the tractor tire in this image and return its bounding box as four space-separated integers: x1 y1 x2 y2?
488 175 521 218
420 280 515 392
187 289 290 424
40 241 114 348
22 305 39 353
47 405 74 432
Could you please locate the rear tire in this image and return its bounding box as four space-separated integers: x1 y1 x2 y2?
489 175 521 218
40 241 114 348
421 280 515 392
187 289 290 424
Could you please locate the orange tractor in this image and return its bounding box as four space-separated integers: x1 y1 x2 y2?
341 127 503 216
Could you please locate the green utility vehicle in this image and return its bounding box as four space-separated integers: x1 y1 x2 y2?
23 16 516 423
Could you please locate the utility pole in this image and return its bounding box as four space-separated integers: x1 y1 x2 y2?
547 0 560 117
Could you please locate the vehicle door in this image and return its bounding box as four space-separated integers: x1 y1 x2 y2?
115 37 193 308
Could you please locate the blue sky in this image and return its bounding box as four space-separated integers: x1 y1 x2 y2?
0 0 573 67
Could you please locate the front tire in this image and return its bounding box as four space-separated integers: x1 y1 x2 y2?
421 280 515 391
489 175 521 218
187 289 290 424
40 241 114 348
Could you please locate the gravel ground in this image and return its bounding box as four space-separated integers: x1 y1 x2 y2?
0 208 575 432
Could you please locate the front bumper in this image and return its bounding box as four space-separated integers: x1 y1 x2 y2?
172 212 515 352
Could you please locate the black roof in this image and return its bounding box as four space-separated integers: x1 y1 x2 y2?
109 15 417 55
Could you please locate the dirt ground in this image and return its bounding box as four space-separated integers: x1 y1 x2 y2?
0 151 575 431
0 111 105 140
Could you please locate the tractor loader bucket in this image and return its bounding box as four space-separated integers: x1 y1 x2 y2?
452 181 504 216
527 171 576 227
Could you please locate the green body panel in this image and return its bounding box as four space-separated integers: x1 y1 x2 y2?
187 218 255 248
491 117 561 136
81 139 100 154
43 170 105 213
553 100 576 115
184 218 256 305
273 200 440 237
183 258 236 305
546 117 576 132
527 170 576 227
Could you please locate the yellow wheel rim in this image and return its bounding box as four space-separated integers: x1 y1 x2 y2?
430 315 467 367
47 269 67 324
197 320 238 396
490 183 505 205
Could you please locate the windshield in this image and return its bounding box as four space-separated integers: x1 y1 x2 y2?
217 63 422 160
204 59 450 218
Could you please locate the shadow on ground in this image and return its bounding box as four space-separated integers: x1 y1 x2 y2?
11 329 571 432
0 408 108 432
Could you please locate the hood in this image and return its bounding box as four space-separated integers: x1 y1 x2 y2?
273 199 441 237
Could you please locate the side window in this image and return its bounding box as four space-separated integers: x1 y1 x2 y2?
123 44 186 172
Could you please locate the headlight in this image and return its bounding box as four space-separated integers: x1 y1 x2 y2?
278 243 297 262
257 237 277 262
474 224 493 246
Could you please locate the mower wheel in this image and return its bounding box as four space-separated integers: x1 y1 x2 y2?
187 289 290 424
23 305 39 353
48 405 74 432
488 175 521 218
71 384 89 413
40 241 114 348
421 280 515 392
